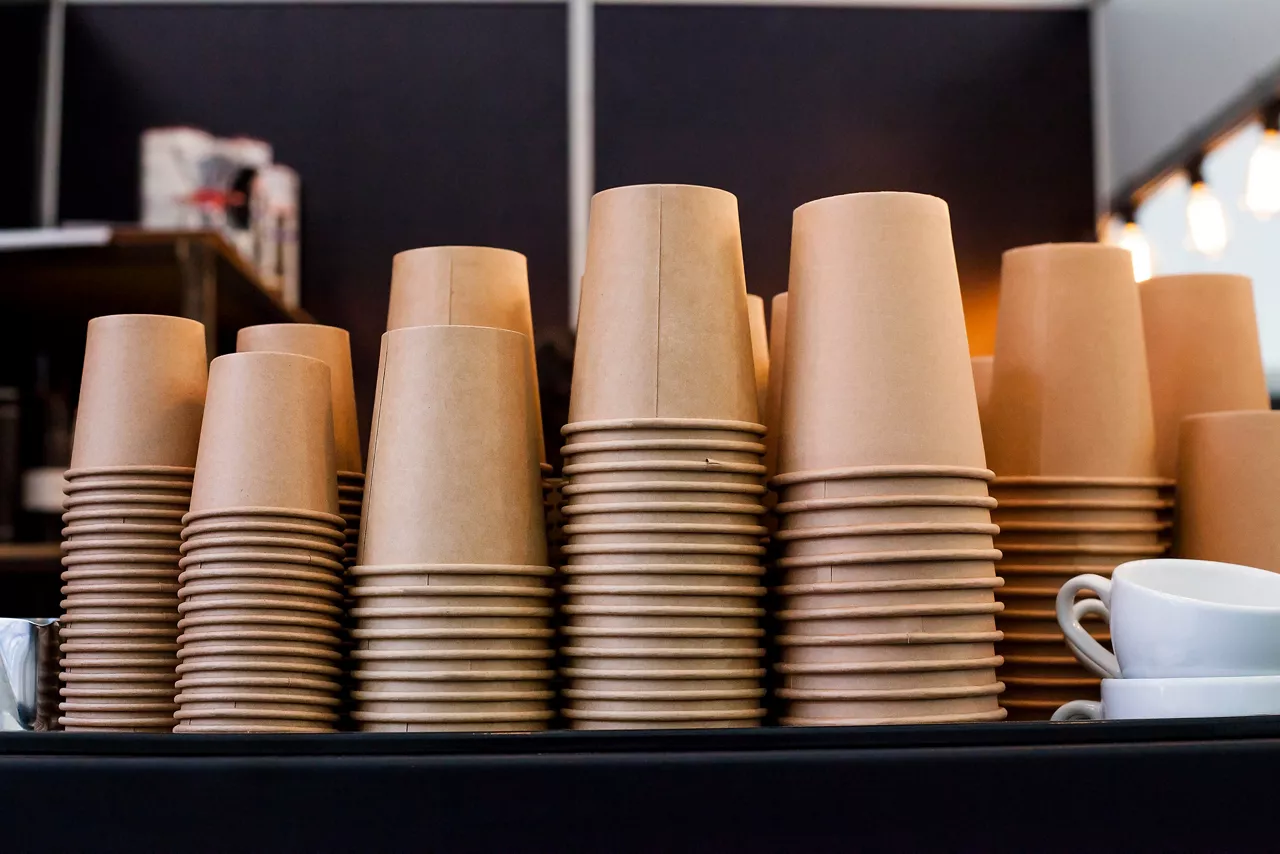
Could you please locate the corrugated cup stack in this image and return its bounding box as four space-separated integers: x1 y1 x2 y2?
984 243 1169 720
558 184 769 730
236 323 365 717
772 192 1006 727
59 314 208 732
174 351 345 733
349 324 553 732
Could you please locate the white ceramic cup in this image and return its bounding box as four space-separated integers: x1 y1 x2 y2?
1052 675 1280 721
1057 558 1280 679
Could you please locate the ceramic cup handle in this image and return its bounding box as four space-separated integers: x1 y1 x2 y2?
1068 600 1116 679
1056 574 1120 679
1052 700 1103 722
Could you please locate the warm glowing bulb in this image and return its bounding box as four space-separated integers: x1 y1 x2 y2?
1116 221 1152 282
1245 129 1280 219
1186 181 1228 256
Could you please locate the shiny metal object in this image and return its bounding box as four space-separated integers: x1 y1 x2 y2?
0 618 60 731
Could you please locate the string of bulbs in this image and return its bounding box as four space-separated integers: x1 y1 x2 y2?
1109 97 1280 283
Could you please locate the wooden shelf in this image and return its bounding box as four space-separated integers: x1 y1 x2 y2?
0 226 311 353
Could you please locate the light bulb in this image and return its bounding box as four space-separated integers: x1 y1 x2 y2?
1186 181 1228 256
1245 129 1280 219
1116 221 1153 282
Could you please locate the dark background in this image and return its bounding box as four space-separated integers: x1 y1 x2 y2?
0 1 46 229
51 2 1094 446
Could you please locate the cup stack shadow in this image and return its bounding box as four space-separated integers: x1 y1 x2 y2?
59 314 208 732
984 243 1170 720
349 325 554 732
174 351 345 733
558 184 769 730
772 192 1005 726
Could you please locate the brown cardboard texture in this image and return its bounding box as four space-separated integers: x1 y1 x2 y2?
986 244 1156 477
189 352 338 515
360 326 545 567
71 314 207 469
387 245 545 464
570 184 757 423
746 293 770 421
237 323 364 473
1178 411 1280 570
1139 274 1269 479
780 193 982 474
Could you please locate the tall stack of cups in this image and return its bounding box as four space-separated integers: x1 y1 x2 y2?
350 325 554 732
772 192 1005 726
384 246 560 562
60 315 208 732
174 351 345 733
984 243 1170 720
1139 274 1269 532
559 184 769 730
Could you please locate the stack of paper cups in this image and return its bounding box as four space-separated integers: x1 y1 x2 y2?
559 184 769 730
773 192 1005 727
60 314 208 732
985 243 1169 720
174 351 344 733
350 325 554 732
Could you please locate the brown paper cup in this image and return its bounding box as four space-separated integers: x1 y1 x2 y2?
177 549 345 573
189 351 338 516
180 533 347 559
178 566 343 588
177 611 342 633
182 516 347 541
560 439 765 466
182 507 346 529
360 325 545 567
986 244 1155 478
71 314 208 469
1140 274 1269 479
781 193 982 474
777 495 994 530
1178 411 1280 569
237 323 363 474
61 577 179 594
387 246 545 464
63 506 189 525
176 657 343 678
349 563 553 589
571 184 757 424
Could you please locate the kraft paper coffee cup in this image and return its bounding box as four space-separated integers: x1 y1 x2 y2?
237 323 364 474
570 184 757 424
189 352 338 516
71 314 208 470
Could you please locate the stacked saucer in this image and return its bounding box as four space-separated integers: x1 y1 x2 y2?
174 351 344 733
772 192 1005 726
59 315 208 732
350 325 554 732
984 243 1169 719
559 184 768 730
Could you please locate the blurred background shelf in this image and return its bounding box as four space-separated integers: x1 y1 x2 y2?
0 227 310 355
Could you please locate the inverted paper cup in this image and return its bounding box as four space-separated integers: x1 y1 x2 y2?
571 184 757 424
349 563 553 590
70 314 208 470
1178 411 1280 570
182 517 346 541
747 293 770 421
992 500 1166 525
563 562 765 579
561 438 766 467
360 325 545 567
237 323 363 474
1140 274 1269 479
387 246 545 465
176 656 343 678
781 193 982 474
775 468 994 504
183 507 346 529
781 683 1003 721
61 577 180 593
178 549 346 573
63 492 192 511
781 661 1000 692
178 566 343 589
189 351 338 516
782 556 1000 586
986 244 1155 478
63 522 185 539
63 507 189 526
